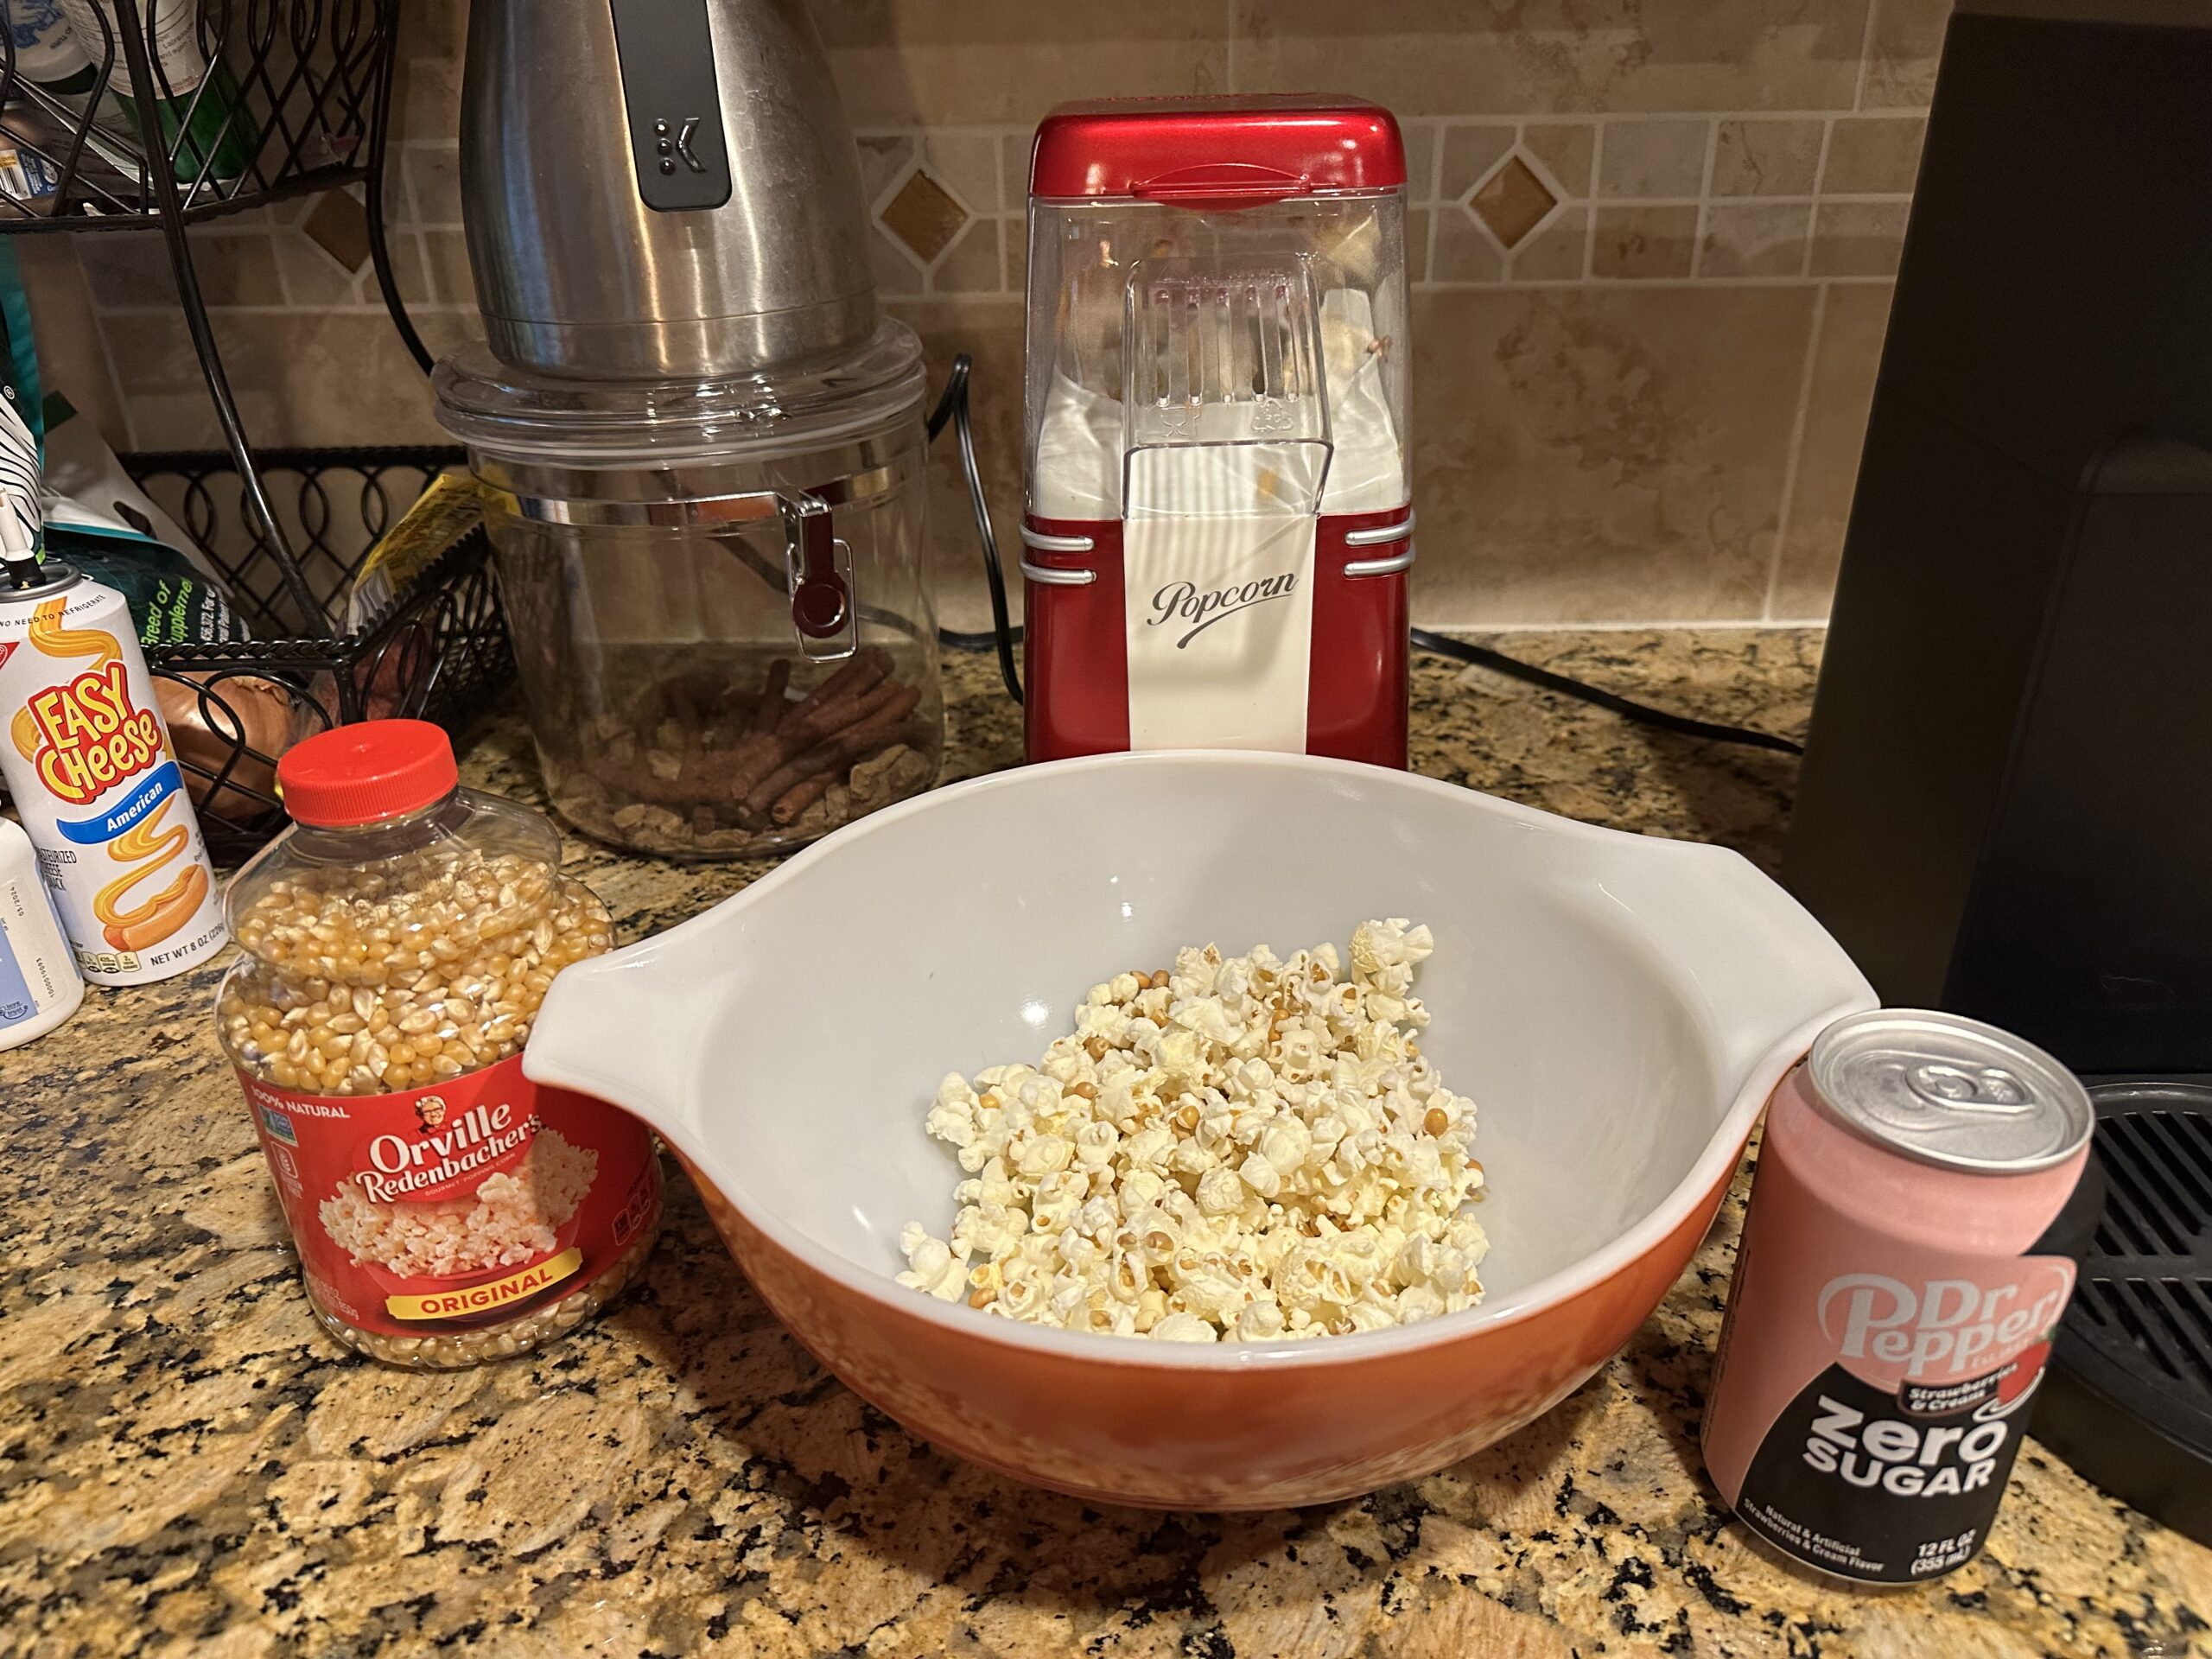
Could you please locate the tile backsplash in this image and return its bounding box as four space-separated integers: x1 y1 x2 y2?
15 0 1954 630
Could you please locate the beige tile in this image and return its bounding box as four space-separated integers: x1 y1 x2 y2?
860 135 918 207
1809 200 1906 276
1862 0 1953 109
74 233 181 309
1699 201 1811 276
124 391 274 451
1400 120 1441 203
1597 118 1708 198
78 229 283 308
1231 0 1872 115
1439 124 1515 203
919 131 1001 214
1508 206 1589 281
1522 122 1594 198
1591 206 1697 279
412 307 486 364
1409 286 1817 623
421 228 475 304
1406 207 1431 283
1772 283 1892 616
870 226 926 299
1430 207 1504 283
397 54 461 145
882 297 1026 633
817 0 1228 125
274 227 371 307
396 0 467 59
260 193 317 229
100 309 446 445
1712 118 1822 196
402 143 462 226
1002 216 1029 293
393 230 437 307
237 312 448 447
930 219 1003 294
1821 115 1924 194
999 131 1033 205
10 239 129 450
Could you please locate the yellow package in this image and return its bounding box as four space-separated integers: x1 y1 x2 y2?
345 471 495 632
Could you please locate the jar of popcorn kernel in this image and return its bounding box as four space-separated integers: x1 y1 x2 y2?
219 720 662 1369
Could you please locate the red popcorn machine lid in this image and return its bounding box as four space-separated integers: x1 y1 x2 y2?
1028 95 1408 203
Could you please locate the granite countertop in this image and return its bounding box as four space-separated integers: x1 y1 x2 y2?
3 632 2207 1659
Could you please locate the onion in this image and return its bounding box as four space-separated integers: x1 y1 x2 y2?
156 674 300 824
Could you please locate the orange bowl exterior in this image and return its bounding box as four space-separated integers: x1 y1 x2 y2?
679 1151 1736 1510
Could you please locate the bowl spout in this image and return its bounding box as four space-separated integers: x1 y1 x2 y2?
523 941 720 1153
1604 835 1875 1103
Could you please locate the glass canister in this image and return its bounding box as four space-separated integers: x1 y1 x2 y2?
431 322 943 858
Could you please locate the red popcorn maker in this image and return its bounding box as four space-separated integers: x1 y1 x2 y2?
1019 97 1415 766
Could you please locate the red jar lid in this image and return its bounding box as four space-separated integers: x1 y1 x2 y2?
278 719 460 827
1030 95 1406 203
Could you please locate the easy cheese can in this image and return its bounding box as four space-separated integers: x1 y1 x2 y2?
0 563 226 984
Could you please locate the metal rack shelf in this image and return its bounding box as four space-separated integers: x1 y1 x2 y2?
2 0 434 637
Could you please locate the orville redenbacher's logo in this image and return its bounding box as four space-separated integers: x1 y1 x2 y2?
1148 572 1300 648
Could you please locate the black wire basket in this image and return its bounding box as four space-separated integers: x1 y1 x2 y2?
129 445 512 860
0 0 401 231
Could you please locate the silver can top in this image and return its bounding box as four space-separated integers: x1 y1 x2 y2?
1806 1008 2094 1173
0 560 83 605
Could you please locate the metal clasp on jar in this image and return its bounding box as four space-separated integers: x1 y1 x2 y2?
779 491 859 662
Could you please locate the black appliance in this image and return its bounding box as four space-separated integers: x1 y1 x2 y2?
1783 0 2212 1541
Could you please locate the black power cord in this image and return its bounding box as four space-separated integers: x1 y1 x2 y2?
923 357 1802 756
1409 629 1805 756
925 356 1023 703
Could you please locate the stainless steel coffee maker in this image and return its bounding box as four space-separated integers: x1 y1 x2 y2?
439 0 944 860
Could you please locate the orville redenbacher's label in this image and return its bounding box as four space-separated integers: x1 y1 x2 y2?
240 1054 661 1338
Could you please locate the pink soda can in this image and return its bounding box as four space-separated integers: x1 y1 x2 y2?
1702 1009 2094 1584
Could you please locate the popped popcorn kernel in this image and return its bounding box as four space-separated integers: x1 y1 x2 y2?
898 921 1487 1341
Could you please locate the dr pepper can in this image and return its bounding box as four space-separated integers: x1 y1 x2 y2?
1702 1009 2094 1584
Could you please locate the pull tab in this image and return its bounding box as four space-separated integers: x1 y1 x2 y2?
780 493 857 662
1906 1062 2035 1115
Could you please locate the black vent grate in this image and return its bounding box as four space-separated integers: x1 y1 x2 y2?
2092 1110 2212 1258
2075 1276 2212 1391
2036 1082 2212 1543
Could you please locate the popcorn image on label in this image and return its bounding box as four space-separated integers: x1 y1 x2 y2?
899 919 1488 1341
319 1127 599 1279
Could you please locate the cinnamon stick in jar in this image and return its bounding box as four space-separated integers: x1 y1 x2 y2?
747 680 925 827
747 658 793 738
767 774 834 825
765 718 930 827
723 648 892 800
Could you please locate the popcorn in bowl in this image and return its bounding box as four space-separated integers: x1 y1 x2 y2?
898 919 1488 1342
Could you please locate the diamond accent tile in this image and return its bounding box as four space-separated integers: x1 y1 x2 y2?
303 188 372 273
1468 155 1556 251
880 168 969 264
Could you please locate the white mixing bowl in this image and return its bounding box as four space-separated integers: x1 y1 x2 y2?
526 752 1873 1507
